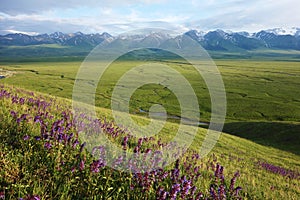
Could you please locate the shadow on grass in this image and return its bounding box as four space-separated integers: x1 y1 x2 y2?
223 121 300 156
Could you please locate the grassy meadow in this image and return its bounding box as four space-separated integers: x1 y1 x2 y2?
0 59 300 199
1 60 299 121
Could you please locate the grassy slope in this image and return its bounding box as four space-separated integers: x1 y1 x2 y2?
67 98 300 199
0 84 299 199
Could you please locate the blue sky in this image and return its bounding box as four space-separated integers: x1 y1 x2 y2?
0 0 299 35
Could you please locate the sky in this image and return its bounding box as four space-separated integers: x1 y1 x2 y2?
0 0 300 35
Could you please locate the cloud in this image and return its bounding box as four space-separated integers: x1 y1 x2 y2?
0 0 299 35
0 10 186 35
0 0 168 15
187 0 300 32
3 29 39 35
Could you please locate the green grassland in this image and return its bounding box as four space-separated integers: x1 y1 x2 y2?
0 59 299 153
0 58 300 198
1 60 299 120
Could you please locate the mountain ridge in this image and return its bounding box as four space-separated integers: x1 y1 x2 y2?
1 28 300 57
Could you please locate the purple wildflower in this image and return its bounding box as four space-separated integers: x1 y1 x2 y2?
20 195 40 200
138 138 143 147
44 142 52 149
175 159 180 169
71 166 76 173
19 97 25 104
112 155 123 167
257 161 300 180
195 192 203 200
171 168 180 181
122 136 129 148
23 135 30 141
72 139 79 148
34 115 41 123
133 146 140 153
170 184 180 200
181 179 191 199
67 133 74 142
190 186 197 196
0 191 4 200
10 110 17 118
235 186 242 196
130 184 134 190
79 160 85 171
219 184 226 199
90 160 104 173
230 171 240 191
210 185 217 199
34 136 41 141
161 191 168 200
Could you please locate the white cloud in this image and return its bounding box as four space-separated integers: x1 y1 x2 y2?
186 0 300 32
0 0 168 15
0 0 299 34
3 29 39 35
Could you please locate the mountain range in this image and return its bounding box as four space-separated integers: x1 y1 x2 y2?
1 28 300 60
0 32 113 47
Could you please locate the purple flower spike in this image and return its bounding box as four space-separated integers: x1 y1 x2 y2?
257 160 300 180
79 160 85 171
19 195 40 200
130 184 134 190
210 185 217 199
195 192 203 200
133 146 140 153
34 136 41 141
122 136 129 148
72 139 79 148
71 166 76 173
219 184 226 199
90 160 100 173
138 138 143 147
80 142 86 152
10 110 17 118
0 191 5 200
34 115 41 123
190 186 197 196
23 135 30 141
170 184 180 200
230 171 240 191
19 97 25 105
235 186 242 196
44 142 52 149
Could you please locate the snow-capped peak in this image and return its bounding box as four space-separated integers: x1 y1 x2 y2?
265 27 300 36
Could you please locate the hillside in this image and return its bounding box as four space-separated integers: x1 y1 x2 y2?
1 84 300 199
